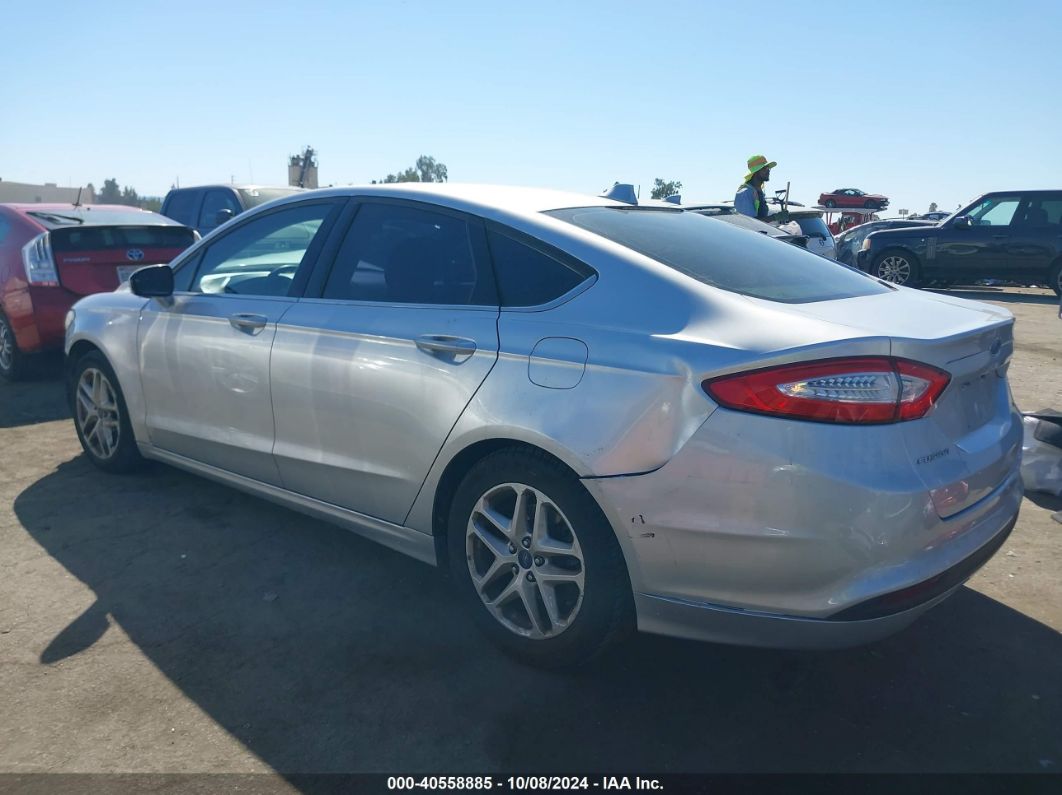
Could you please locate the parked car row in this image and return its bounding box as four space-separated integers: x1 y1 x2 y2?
61 183 1023 667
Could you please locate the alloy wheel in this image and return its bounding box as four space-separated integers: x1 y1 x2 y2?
465 482 585 640
876 255 912 285
75 367 122 460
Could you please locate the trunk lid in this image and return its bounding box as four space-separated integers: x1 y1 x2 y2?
782 289 1021 517
50 225 195 296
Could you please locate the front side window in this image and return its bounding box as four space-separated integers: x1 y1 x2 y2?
322 203 495 306
198 190 242 233
547 207 888 304
191 201 336 296
965 195 1021 227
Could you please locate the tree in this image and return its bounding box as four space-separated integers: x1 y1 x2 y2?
120 186 140 206
374 155 448 184
98 178 121 203
650 178 682 200
415 155 447 183
928 202 938 213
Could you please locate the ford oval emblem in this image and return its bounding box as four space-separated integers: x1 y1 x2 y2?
126 248 144 262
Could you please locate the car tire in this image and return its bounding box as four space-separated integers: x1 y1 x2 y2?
0 311 26 382
70 350 143 473
873 249 922 287
824 199 836 208
1049 260 1062 297
447 448 634 668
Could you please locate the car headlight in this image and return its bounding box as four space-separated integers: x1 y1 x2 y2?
64 309 75 332
860 237 872 251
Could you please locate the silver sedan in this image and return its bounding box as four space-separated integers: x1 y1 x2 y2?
64 184 1022 667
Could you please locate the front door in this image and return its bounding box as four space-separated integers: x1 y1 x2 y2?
138 199 343 484
933 194 1020 282
269 200 500 524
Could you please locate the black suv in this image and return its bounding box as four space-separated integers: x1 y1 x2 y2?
161 184 302 236
858 190 1062 294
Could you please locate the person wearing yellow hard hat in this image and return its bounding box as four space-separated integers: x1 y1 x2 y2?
735 154 776 219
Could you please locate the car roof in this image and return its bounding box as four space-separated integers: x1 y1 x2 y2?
166 184 302 193
2 204 178 227
270 183 623 218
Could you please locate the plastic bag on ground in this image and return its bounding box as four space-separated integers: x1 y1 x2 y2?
1020 412 1062 497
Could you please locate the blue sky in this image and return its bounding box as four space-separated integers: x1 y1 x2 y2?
1 0 1059 212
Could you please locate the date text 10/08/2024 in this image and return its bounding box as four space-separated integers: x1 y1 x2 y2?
387 777 664 791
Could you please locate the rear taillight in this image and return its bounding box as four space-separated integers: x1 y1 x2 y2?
703 357 950 424
21 233 59 287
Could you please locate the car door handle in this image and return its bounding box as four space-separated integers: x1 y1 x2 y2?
229 313 268 334
415 335 477 358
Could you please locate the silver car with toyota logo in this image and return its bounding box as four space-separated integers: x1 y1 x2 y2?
65 184 1022 667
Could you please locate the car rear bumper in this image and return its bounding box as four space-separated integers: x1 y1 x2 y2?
3 286 76 353
632 504 1017 648
584 408 1023 649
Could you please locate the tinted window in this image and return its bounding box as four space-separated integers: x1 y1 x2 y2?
1016 195 1062 226
487 230 588 307
161 191 199 226
191 201 336 296
547 207 889 304
198 190 242 234
172 250 202 292
50 225 195 252
323 203 495 306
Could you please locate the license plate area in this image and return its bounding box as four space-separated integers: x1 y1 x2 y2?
116 264 149 283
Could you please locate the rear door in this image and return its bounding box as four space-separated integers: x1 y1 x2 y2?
138 199 344 483
1002 192 1062 280
269 200 500 524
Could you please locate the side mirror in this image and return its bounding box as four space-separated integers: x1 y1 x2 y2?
953 215 972 229
129 264 174 298
215 208 236 226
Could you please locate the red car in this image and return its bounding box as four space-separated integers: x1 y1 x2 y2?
0 204 195 380
818 188 889 210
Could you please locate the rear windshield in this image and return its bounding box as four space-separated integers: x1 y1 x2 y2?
25 209 180 229
50 225 196 252
793 216 833 240
546 207 889 304
237 188 303 208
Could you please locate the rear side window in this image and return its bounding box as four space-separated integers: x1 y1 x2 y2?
162 191 199 226
323 203 496 306
547 207 889 304
487 230 589 307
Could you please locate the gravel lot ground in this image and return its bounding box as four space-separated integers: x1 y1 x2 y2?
0 287 1059 785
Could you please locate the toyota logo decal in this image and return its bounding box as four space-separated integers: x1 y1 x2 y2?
126 249 145 262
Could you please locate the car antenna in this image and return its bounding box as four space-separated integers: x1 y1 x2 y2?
72 186 83 208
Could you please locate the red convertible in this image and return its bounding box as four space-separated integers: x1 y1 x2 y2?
818 188 889 210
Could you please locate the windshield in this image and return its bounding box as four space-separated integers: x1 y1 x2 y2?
546 207 888 304
793 216 833 240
